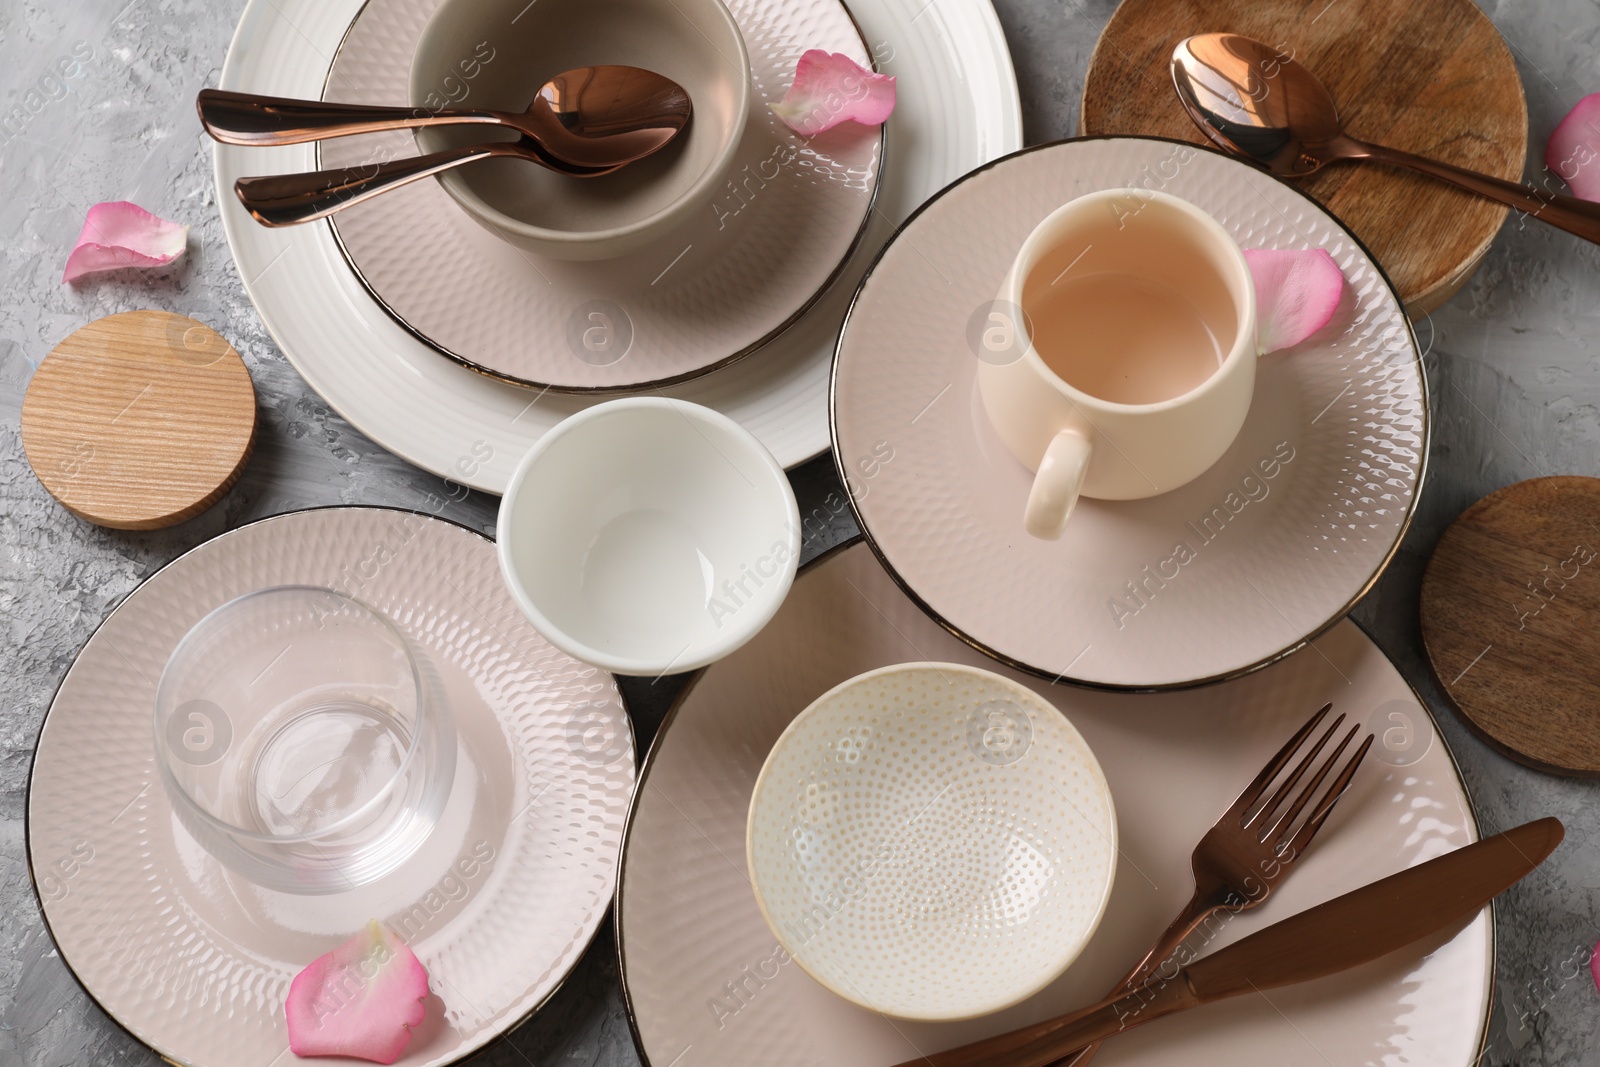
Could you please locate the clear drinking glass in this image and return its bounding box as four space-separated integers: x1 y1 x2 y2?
154 586 454 894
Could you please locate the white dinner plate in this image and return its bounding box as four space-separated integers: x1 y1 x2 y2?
215 0 1021 490
616 540 1491 1067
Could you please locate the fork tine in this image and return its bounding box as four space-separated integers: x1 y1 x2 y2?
1243 710 1346 830
1277 731 1374 858
1259 721 1358 844
1229 702 1333 819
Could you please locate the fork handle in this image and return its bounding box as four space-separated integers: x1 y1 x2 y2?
1049 887 1229 1067
198 89 511 147
233 143 537 226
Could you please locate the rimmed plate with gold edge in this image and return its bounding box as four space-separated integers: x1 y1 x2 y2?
27 507 636 1066
316 0 883 393
615 539 1488 1067
831 136 1425 689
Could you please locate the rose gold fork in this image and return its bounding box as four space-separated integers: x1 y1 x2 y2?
1051 702 1373 1067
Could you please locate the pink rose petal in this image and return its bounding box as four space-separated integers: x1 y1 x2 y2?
769 49 895 136
62 201 188 284
1244 248 1344 354
286 921 430 1064
1546 92 1600 201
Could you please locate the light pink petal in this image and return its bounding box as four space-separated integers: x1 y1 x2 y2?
286 921 430 1064
1244 248 1344 354
769 49 895 136
1547 93 1600 201
62 201 188 283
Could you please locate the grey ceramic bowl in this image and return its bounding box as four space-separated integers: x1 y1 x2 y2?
409 0 751 261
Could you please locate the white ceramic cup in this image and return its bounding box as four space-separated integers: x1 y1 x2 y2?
977 188 1257 539
496 397 800 675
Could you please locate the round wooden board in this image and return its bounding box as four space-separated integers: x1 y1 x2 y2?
1080 0 1528 316
1421 477 1600 777
20 311 257 530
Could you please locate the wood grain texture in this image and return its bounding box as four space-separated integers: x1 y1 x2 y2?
1080 0 1528 315
20 311 257 530
1421 477 1600 777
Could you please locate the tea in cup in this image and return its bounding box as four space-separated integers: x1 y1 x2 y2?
977 188 1257 539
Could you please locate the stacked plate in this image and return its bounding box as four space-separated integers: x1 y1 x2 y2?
214 0 1023 491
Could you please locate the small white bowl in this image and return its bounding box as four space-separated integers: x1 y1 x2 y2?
747 662 1117 1020
409 0 751 261
497 398 799 675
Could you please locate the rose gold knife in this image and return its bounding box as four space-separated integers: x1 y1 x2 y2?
893 817 1562 1067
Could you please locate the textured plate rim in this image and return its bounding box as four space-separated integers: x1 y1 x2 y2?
316 0 889 396
827 134 1431 692
611 537 1492 1067
23 505 634 1067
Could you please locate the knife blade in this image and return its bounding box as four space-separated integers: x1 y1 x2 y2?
898 817 1562 1067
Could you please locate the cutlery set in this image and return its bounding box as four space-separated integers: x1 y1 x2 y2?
910 817 1563 1067
200 66 693 224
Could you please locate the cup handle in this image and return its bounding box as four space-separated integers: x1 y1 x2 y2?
1025 430 1092 540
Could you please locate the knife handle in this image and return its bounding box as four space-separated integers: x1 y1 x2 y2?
888 981 1199 1067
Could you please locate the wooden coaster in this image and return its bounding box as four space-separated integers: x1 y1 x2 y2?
21 311 257 530
1080 0 1527 316
1421 477 1600 776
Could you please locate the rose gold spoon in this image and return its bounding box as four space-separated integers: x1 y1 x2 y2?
198 65 691 170
1171 33 1600 244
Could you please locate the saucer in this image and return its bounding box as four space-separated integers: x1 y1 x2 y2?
318 0 882 393
213 0 1021 486
615 540 1489 1066
27 508 636 1066
831 137 1425 689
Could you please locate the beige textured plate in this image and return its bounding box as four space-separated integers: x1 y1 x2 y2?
27 508 636 1067
831 137 1426 690
318 0 883 393
616 541 1490 1067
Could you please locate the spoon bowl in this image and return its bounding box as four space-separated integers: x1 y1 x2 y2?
1170 34 1341 176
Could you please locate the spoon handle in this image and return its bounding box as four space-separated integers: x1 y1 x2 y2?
199 89 511 147
1351 139 1600 244
233 143 540 227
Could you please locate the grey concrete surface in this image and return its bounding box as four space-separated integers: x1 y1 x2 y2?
1 0 1597 1064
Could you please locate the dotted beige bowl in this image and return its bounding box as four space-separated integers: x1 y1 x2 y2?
745 662 1117 1020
